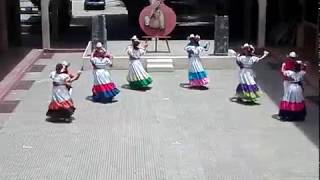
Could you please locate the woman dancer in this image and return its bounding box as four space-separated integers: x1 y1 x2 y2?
278 61 307 121
47 63 81 121
184 34 210 87
235 43 269 103
126 35 153 89
281 52 298 95
90 42 120 102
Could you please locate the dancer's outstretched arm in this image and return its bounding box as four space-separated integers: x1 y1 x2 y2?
68 71 82 83
256 50 269 62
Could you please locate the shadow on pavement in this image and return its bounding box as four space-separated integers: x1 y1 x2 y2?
0 48 32 81
179 83 209 90
229 97 261 106
255 57 319 147
121 84 152 91
46 117 74 124
85 96 118 104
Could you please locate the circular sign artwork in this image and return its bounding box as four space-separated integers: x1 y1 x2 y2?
139 0 176 36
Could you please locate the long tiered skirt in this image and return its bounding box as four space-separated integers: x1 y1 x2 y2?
188 57 209 86
236 68 260 102
46 85 75 118
127 59 152 89
278 83 306 120
92 69 120 102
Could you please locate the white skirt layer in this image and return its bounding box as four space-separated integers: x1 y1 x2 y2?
239 68 256 85
127 59 150 82
282 83 304 103
52 85 71 102
283 80 290 95
92 69 112 85
189 56 205 73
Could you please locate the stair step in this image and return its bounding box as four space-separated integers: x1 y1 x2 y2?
20 10 39 15
20 6 39 14
147 64 174 72
146 59 173 64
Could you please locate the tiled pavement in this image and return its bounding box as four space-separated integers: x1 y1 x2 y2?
0 51 318 179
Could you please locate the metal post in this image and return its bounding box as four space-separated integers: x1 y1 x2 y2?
41 0 50 49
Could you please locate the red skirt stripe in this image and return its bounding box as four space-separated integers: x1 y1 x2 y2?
49 99 74 110
92 83 117 93
279 101 305 112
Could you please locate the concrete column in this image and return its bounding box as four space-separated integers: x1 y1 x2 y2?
7 0 21 46
296 0 305 48
0 0 8 52
244 0 253 41
318 1 320 60
51 0 59 40
41 0 50 49
257 0 267 48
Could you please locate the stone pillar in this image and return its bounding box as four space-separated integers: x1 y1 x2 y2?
296 0 305 48
244 0 253 41
214 15 229 56
7 0 21 46
41 0 50 49
92 15 107 50
50 0 59 40
318 1 320 60
0 0 8 52
257 0 266 48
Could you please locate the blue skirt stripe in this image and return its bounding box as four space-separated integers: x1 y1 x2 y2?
188 71 208 80
93 88 120 102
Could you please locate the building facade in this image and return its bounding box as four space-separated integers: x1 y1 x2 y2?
0 0 318 59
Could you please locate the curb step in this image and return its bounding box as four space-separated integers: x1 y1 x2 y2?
146 59 174 72
147 64 174 72
146 59 173 64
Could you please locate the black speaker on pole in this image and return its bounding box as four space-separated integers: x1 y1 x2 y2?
92 15 107 50
214 15 229 56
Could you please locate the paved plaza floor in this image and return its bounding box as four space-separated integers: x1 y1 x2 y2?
0 52 318 179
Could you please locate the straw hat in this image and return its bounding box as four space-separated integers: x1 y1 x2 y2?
288 51 297 58
130 35 139 41
241 43 250 49
195 35 201 41
61 61 70 67
187 34 195 40
96 42 102 48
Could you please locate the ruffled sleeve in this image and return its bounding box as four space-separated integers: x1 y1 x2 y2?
251 56 260 63
126 46 134 57
283 70 295 78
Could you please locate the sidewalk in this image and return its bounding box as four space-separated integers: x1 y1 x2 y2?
0 48 318 179
0 48 33 81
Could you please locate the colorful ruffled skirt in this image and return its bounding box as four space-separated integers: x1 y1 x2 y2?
127 59 152 89
278 82 306 121
236 68 260 102
46 85 75 118
188 57 209 86
92 69 120 102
